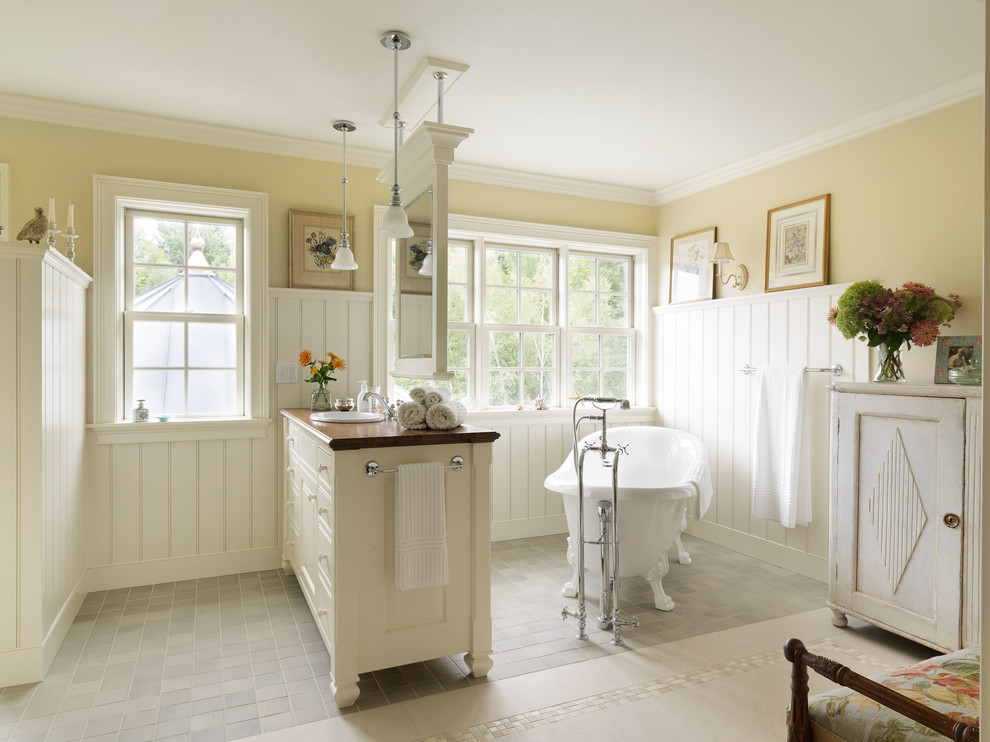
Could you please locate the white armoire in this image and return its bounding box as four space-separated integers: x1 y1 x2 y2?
829 382 981 652
0 244 92 685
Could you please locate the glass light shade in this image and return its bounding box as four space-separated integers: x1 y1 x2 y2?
418 250 433 276
711 241 733 264
379 204 414 238
332 245 359 270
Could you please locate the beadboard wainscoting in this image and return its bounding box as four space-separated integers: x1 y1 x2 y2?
82 288 375 592
468 409 660 541
654 284 869 581
0 246 91 685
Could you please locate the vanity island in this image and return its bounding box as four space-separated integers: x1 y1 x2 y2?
280 409 500 706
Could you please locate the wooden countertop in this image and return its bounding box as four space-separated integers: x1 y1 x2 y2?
280 409 500 450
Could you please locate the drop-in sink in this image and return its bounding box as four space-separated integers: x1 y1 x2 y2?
309 411 385 423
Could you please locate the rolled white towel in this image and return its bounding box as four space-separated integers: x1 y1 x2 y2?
409 387 430 404
423 386 452 407
425 400 467 431
397 401 428 430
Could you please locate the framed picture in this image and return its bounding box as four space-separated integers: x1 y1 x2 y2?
288 209 355 290
0 163 9 240
669 227 716 304
934 335 982 384
765 194 830 292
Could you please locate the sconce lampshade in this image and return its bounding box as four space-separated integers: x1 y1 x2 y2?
333 245 359 270
712 242 734 264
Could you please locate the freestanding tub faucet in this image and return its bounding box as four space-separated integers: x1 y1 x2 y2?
560 396 638 645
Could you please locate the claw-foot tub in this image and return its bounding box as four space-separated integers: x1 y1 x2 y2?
544 426 712 611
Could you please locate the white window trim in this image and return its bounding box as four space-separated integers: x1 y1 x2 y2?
91 175 268 440
449 213 655 409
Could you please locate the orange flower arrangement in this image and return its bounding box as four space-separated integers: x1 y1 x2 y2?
298 350 346 385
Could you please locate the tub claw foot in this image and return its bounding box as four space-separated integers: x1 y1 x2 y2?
562 536 579 597
645 550 675 611
672 534 691 565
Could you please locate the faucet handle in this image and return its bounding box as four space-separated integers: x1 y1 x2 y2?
615 443 629 456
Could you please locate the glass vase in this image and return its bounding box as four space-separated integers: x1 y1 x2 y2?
874 343 906 383
310 383 332 411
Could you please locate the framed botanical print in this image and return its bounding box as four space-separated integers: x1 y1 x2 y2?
669 227 716 304
765 194 829 292
288 209 355 290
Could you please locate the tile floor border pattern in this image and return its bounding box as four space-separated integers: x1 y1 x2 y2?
414 638 889 742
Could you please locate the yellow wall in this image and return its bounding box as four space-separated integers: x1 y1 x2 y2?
656 97 984 379
0 117 657 290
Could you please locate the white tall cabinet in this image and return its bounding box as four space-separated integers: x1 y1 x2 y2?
829 383 981 652
0 245 92 685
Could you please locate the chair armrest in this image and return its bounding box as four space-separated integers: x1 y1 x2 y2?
784 638 979 742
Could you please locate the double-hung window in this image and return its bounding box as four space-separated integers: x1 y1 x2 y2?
93 176 267 431
124 211 243 417
441 217 652 410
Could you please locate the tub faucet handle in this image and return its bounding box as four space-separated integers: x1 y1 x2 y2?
615 443 629 456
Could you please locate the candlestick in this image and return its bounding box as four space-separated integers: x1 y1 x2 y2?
63 227 78 264
47 219 60 252
67 203 74 229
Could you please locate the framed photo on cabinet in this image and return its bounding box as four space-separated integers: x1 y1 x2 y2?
934 335 982 385
288 209 355 290
765 194 829 292
669 227 715 304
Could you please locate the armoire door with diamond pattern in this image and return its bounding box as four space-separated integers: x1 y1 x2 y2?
830 391 964 651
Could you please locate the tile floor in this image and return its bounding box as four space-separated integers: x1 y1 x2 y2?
0 535 913 742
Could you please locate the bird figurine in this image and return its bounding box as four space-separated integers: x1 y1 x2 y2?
17 207 48 244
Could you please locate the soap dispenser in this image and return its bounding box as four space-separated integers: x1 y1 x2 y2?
356 380 370 413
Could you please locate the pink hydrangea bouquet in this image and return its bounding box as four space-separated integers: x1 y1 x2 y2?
827 281 961 382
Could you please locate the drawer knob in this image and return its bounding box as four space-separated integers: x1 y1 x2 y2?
318 552 330 561
318 507 329 516
318 464 329 472
943 513 961 529
308 494 317 502
317 608 328 617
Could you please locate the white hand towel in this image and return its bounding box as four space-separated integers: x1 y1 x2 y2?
751 366 812 528
683 461 713 520
397 401 428 430
395 462 448 590
423 386 452 407
425 400 467 430
409 386 430 404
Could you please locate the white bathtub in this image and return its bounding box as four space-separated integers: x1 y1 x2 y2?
544 426 712 611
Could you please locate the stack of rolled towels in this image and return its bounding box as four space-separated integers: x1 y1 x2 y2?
397 386 468 431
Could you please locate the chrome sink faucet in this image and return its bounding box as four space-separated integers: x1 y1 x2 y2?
364 392 397 420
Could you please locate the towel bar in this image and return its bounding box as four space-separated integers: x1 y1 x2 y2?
738 363 842 376
365 455 464 477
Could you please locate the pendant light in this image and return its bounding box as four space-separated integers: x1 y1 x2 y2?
418 240 433 276
331 120 359 270
378 30 415 238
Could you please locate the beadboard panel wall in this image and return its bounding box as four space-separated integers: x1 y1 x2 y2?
0 246 90 684
653 284 869 580
83 289 374 586
470 409 660 541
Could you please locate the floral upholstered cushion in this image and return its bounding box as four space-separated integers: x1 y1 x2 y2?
808 645 980 742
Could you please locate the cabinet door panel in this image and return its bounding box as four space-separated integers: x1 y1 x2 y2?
834 392 963 650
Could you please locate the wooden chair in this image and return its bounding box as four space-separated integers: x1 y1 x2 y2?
784 638 979 742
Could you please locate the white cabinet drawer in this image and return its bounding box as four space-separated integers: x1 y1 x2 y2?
316 481 333 531
315 520 333 589
315 447 334 487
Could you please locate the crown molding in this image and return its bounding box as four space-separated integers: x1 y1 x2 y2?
449 161 657 206
654 67 985 206
0 92 389 169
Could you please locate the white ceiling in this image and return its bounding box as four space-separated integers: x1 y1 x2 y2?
0 0 984 202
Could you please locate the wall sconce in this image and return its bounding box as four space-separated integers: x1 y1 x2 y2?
711 242 748 290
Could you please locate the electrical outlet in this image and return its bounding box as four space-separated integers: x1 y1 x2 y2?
275 363 298 384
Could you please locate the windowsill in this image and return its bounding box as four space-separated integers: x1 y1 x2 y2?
466 406 658 425
89 417 271 445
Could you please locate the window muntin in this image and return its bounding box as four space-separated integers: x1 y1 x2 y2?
124 210 245 418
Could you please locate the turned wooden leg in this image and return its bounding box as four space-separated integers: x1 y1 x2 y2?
783 639 812 742
465 652 493 678
330 677 360 707
830 607 848 628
